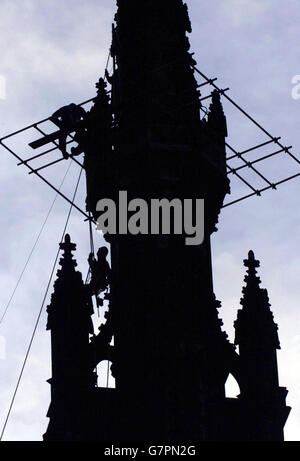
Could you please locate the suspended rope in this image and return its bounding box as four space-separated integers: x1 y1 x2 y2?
86 212 111 384
103 49 111 82
88 214 101 318
0 166 83 442
0 162 74 326
84 212 95 285
88 212 95 256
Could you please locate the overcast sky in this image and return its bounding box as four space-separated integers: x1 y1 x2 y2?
0 0 299 441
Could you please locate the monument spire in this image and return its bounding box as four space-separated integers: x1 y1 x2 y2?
235 250 280 350
44 234 95 441
234 251 290 440
42 1 290 441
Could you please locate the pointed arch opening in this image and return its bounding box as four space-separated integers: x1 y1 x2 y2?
225 373 240 398
97 360 115 389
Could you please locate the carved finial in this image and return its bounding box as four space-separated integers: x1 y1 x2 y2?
208 90 228 137
95 78 107 96
59 234 76 253
242 250 261 288
93 78 110 110
209 90 224 117
58 234 77 271
211 89 221 105
244 250 260 271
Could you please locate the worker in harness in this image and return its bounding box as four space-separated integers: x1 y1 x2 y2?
50 103 87 158
88 247 111 305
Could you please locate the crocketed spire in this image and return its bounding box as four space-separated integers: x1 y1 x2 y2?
46 234 92 331
234 250 280 350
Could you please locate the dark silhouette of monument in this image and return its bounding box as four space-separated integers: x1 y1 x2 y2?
43 0 290 441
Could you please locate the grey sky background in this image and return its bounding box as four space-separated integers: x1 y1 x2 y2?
0 0 299 441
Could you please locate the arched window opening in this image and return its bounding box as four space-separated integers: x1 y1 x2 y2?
97 360 115 389
225 373 240 398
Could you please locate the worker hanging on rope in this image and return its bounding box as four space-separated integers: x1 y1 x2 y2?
50 103 87 159
88 247 111 306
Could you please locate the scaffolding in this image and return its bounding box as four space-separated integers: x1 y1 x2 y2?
0 63 299 219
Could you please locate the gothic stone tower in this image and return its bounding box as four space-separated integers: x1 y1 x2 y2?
233 251 290 440
44 0 290 441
